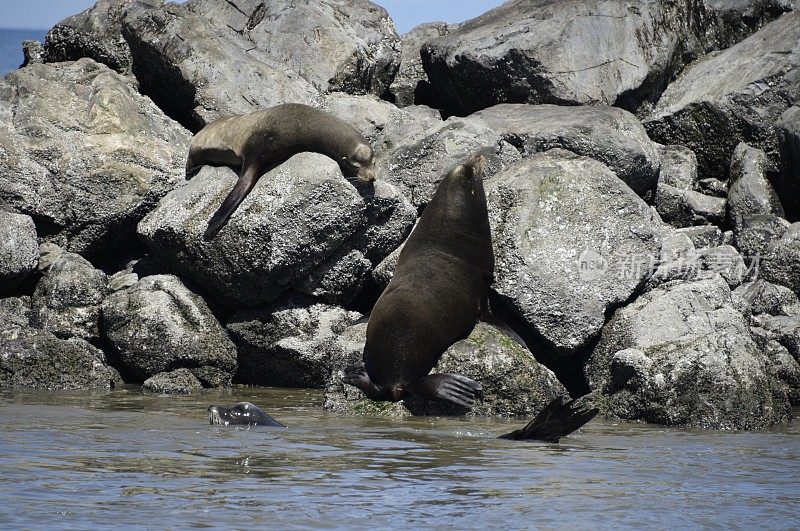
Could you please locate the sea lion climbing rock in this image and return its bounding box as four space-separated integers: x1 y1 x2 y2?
343 154 495 408
185 103 377 236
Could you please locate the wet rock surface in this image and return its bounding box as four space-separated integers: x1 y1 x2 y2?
586 276 791 429
143 368 203 395
101 275 237 387
0 326 121 390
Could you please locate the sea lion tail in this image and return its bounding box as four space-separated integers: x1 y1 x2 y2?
498 396 598 443
204 166 259 239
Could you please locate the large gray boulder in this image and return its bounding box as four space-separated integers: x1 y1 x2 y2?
586 276 791 429
121 0 319 131
143 369 203 395
734 214 790 259
760 223 800 294
473 104 662 197
31 249 107 340
375 114 510 208
227 297 361 388
486 150 662 355
101 274 237 387
420 0 791 117
43 0 135 72
776 105 800 220
386 22 460 108
644 12 800 180
324 322 569 418
727 142 785 229
138 154 415 308
187 0 401 97
0 326 121 390
0 212 39 294
654 184 727 228
0 59 190 260
658 145 700 191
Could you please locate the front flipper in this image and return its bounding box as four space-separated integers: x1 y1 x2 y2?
342 362 386 401
204 164 261 239
411 373 482 408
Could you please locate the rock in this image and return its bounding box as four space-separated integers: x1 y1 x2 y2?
760 223 800 293
677 225 725 249
386 22 459 108
764 340 800 405
31 250 107 340
486 149 662 355
732 279 800 317
0 59 190 260
586 276 791 429
646 229 699 289
139 154 415 308
375 115 506 207
0 297 31 330
187 0 401 97
699 177 729 197
43 0 135 72
734 213 790 259
644 12 800 180
121 0 319 131
0 326 121 390
420 0 790 117
101 274 237 386
654 183 727 228
324 322 568 417
226 297 361 388
0 212 39 294
143 369 203 395
21 40 44 67
295 250 373 305
322 93 416 145
751 314 800 360
473 104 662 197
372 239 405 288
776 105 800 220
107 271 139 293
696 245 748 288
728 142 785 229
658 145 699 191
37 243 65 273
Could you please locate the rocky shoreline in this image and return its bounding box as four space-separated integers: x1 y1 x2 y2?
1 0 799 430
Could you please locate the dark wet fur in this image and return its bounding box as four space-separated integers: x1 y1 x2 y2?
498 396 599 443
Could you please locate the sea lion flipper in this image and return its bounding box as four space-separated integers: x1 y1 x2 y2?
498 396 599 443
204 165 260 238
412 373 482 408
342 362 386 400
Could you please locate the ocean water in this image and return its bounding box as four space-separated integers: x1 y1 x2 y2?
0 28 48 75
1 387 799 529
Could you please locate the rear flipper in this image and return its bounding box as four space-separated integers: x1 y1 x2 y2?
204 164 260 239
342 362 387 401
498 396 598 443
411 373 482 408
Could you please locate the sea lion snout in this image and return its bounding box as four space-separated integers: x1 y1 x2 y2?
467 153 486 177
358 165 377 183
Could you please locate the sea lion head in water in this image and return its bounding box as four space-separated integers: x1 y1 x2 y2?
186 103 378 238
343 153 493 408
207 402 286 427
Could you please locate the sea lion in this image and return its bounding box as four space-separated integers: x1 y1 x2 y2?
207 402 286 427
206 397 598 443
186 103 377 237
343 153 494 408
